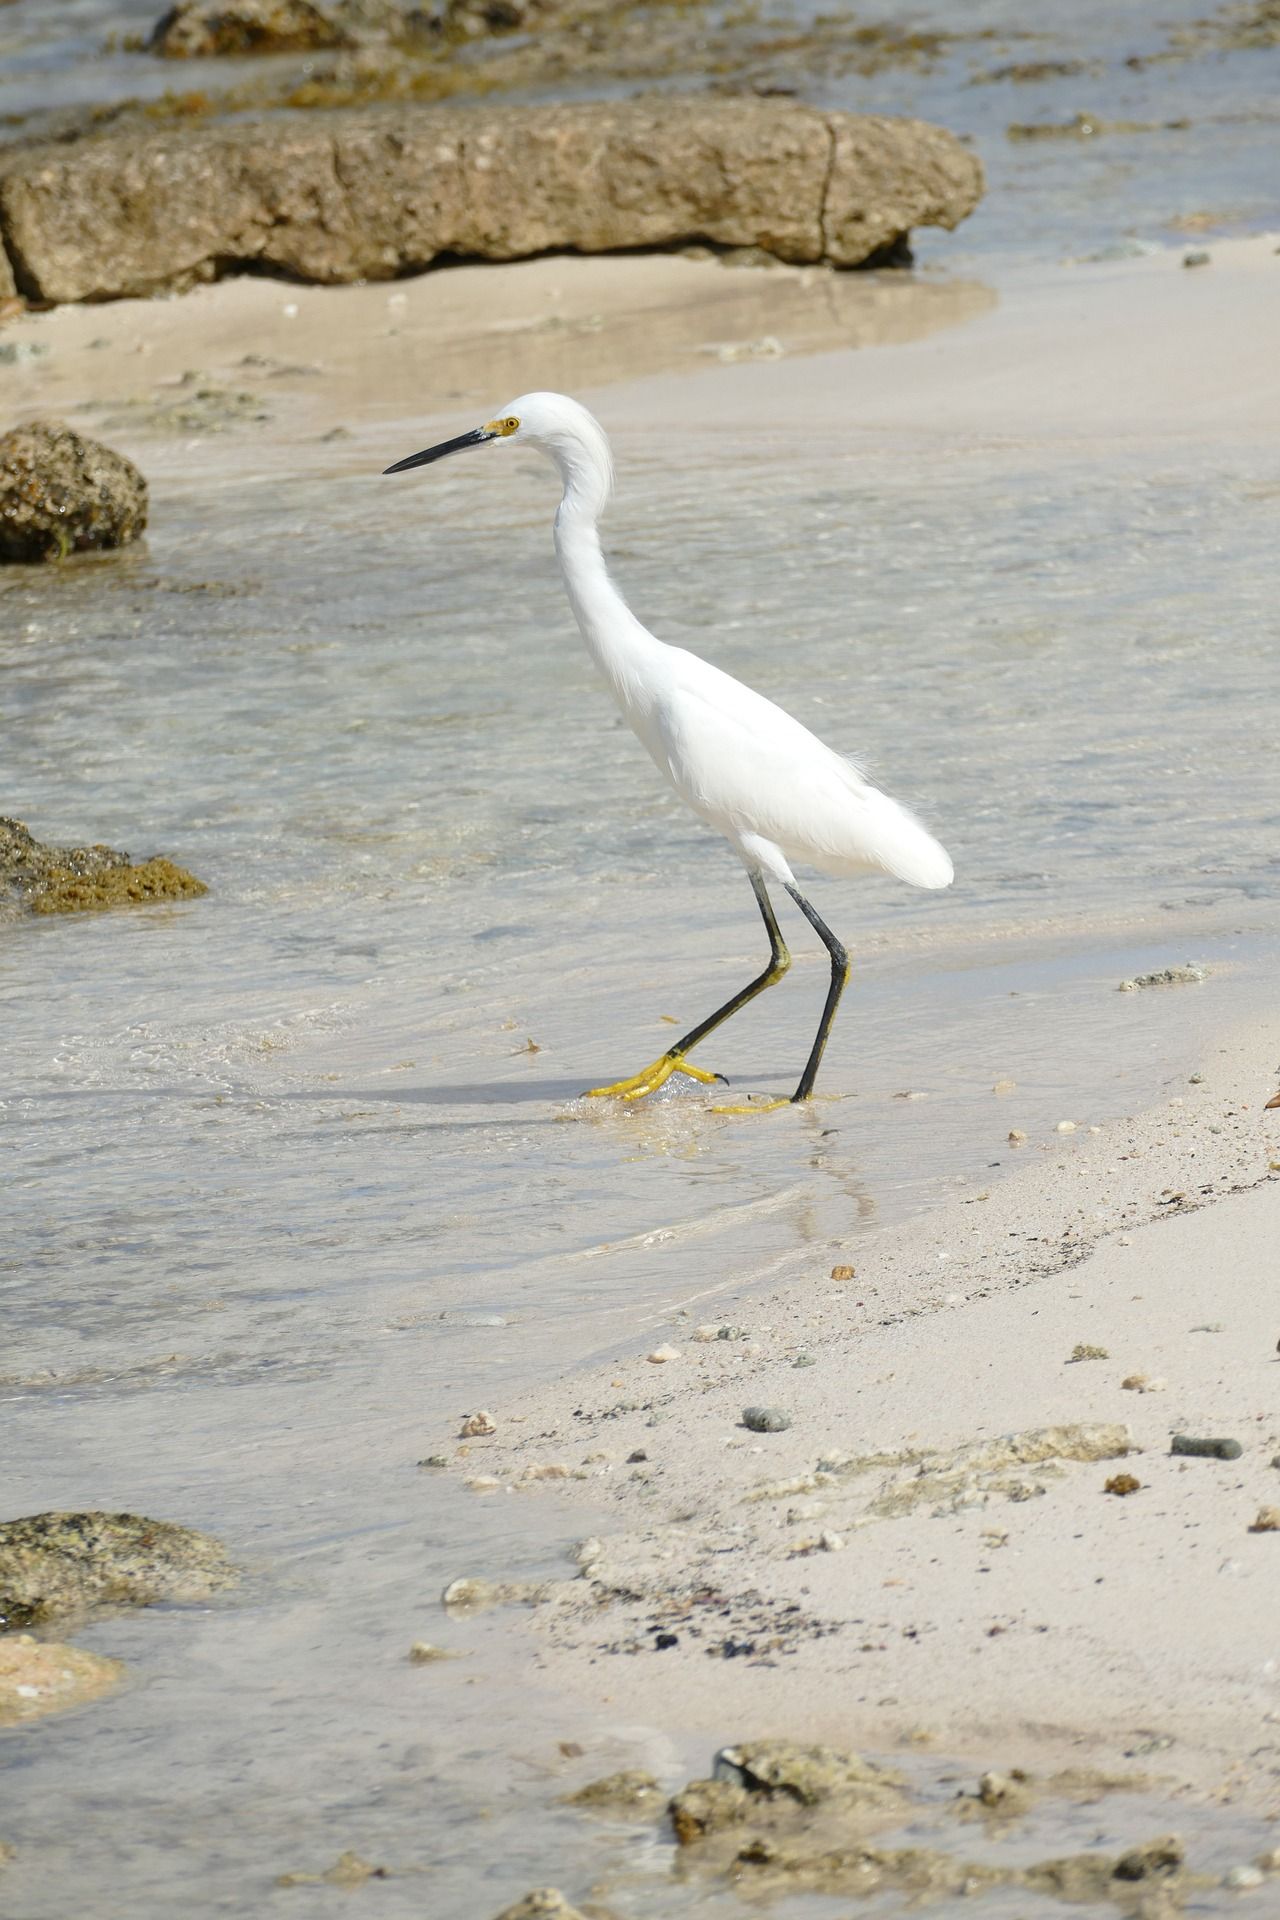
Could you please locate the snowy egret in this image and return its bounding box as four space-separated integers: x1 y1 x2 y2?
385 392 952 1106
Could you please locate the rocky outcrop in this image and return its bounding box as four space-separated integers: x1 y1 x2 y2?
0 422 147 562
0 99 983 306
0 818 208 915
0 1512 236 1629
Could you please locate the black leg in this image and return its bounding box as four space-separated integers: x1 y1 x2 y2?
671 872 791 1060
584 873 790 1099
784 883 850 1102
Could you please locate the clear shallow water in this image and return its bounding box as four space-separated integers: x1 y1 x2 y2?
3 412 1279 1913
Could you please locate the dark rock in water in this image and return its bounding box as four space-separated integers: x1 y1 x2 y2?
0 421 147 563
0 100 983 306
0 1511 236 1629
149 0 408 56
0 817 207 916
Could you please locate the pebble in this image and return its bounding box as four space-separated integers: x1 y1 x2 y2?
792 1354 817 1369
1256 1847 1280 1870
1055 1120 1077 1133
417 1454 450 1469
647 1345 681 1363
1007 1129 1027 1146
1224 1865 1264 1889
407 1641 457 1663
1067 1343 1109 1362
830 1265 856 1281
742 1406 791 1433
464 1476 502 1493
818 1530 845 1551
1183 249 1211 268
692 1325 720 1342
1248 1507 1280 1533
1104 1473 1141 1496
459 1410 496 1437
992 1078 1016 1095
1171 1434 1242 1460
1189 1072 1204 1084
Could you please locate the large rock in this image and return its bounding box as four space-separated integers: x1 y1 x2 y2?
0 1512 236 1629
0 421 147 561
0 100 983 306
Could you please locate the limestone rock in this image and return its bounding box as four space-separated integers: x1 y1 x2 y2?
0 421 147 562
0 818 207 917
566 1770 664 1816
0 100 983 307
0 1633 124 1725
0 1512 236 1629
491 1893 587 1920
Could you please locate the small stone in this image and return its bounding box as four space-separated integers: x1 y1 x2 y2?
464 1475 502 1493
566 1770 664 1815
830 1265 856 1280
1007 1129 1027 1145
277 1850 388 1889
1067 1343 1109 1362
1171 1435 1242 1460
1055 1120 1078 1133
1225 1865 1265 1889
1189 1072 1204 1084
417 1454 450 1469
0 1633 124 1725
1121 1374 1147 1390
692 1325 720 1342
626 1450 647 1464
459 1410 496 1436
1255 1847 1280 1871
647 1345 680 1363
818 1529 845 1551
407 1641 458 1663
1 421 147 563
1183 249 1211 267
792 1354 817 1369
742 1407 791 1433
571 1538 603 1569
1248 1507 1280 1533
491 1891 588 1920
1105 1473 1141 1496
992 1078 1016 1095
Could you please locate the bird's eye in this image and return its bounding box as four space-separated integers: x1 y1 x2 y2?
502 416 520 435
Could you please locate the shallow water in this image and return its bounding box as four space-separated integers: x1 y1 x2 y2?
4 407 1280 1913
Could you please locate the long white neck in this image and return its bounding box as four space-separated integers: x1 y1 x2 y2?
553 482 665 722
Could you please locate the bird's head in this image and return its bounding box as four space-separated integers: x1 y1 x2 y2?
383 390 613 513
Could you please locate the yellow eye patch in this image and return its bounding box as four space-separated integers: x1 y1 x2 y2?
485 415 520 437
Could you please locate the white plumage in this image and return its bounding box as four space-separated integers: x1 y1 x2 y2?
385 390 952 1106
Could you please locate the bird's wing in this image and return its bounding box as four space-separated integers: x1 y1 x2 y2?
655 650 952 889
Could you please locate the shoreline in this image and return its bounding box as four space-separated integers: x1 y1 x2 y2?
436 1002 1280 1803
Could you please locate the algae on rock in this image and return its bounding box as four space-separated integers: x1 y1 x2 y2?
0 1511 236 1629
0 818 207 917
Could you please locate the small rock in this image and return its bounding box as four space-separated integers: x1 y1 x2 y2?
1121 1374 1147 1390
1105 1473 1142 1496
1067 1343 1109 1362
407 1641 458 1663
459 1409 496 1436
830 1264 856 1280
440 1576 545 1611
417 1453 450 1469
1248 1507 1280 1533
1183 249 1211 267
647 1345 681 1363
818 1529 845 1551
1 817 205 917
277 1850 388 1888
1224 1864 1265 1889
1 421 147 563
1170 1435 1242 1460
1007 1129 1027 1145
150 0 400 57
626 1450 647 1464
792 1354 816 1369
1117 963 1207 990
491 1892 587 1920
1114 1835 1184 1880
1255 1847 1280 1870
992 1078 1017 1094
1055 1120 1078 1133
1189 1072 1204 1084
566 1770 664 1816
691 1324 720 1342
464 1475 502 1493
741 1407 791 1432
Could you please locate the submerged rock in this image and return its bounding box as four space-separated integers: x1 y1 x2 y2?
713 1741 904 1809
0 1512 236 1630
0 818 207 917
0 1633 125 1725
277 1850 389 1887
0 99 983 306
491 1893 588 1920
0 421 147 563
566 1770 664 1817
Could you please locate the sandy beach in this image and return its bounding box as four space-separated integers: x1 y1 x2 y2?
4 64 1280 1913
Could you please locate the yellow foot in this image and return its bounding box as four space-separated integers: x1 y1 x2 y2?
584 1052 723 1102
711 1096 793 1114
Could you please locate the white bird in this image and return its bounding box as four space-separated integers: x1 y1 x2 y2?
385 391 952 1107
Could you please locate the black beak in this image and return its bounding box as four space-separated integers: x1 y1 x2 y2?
383 426 495 475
